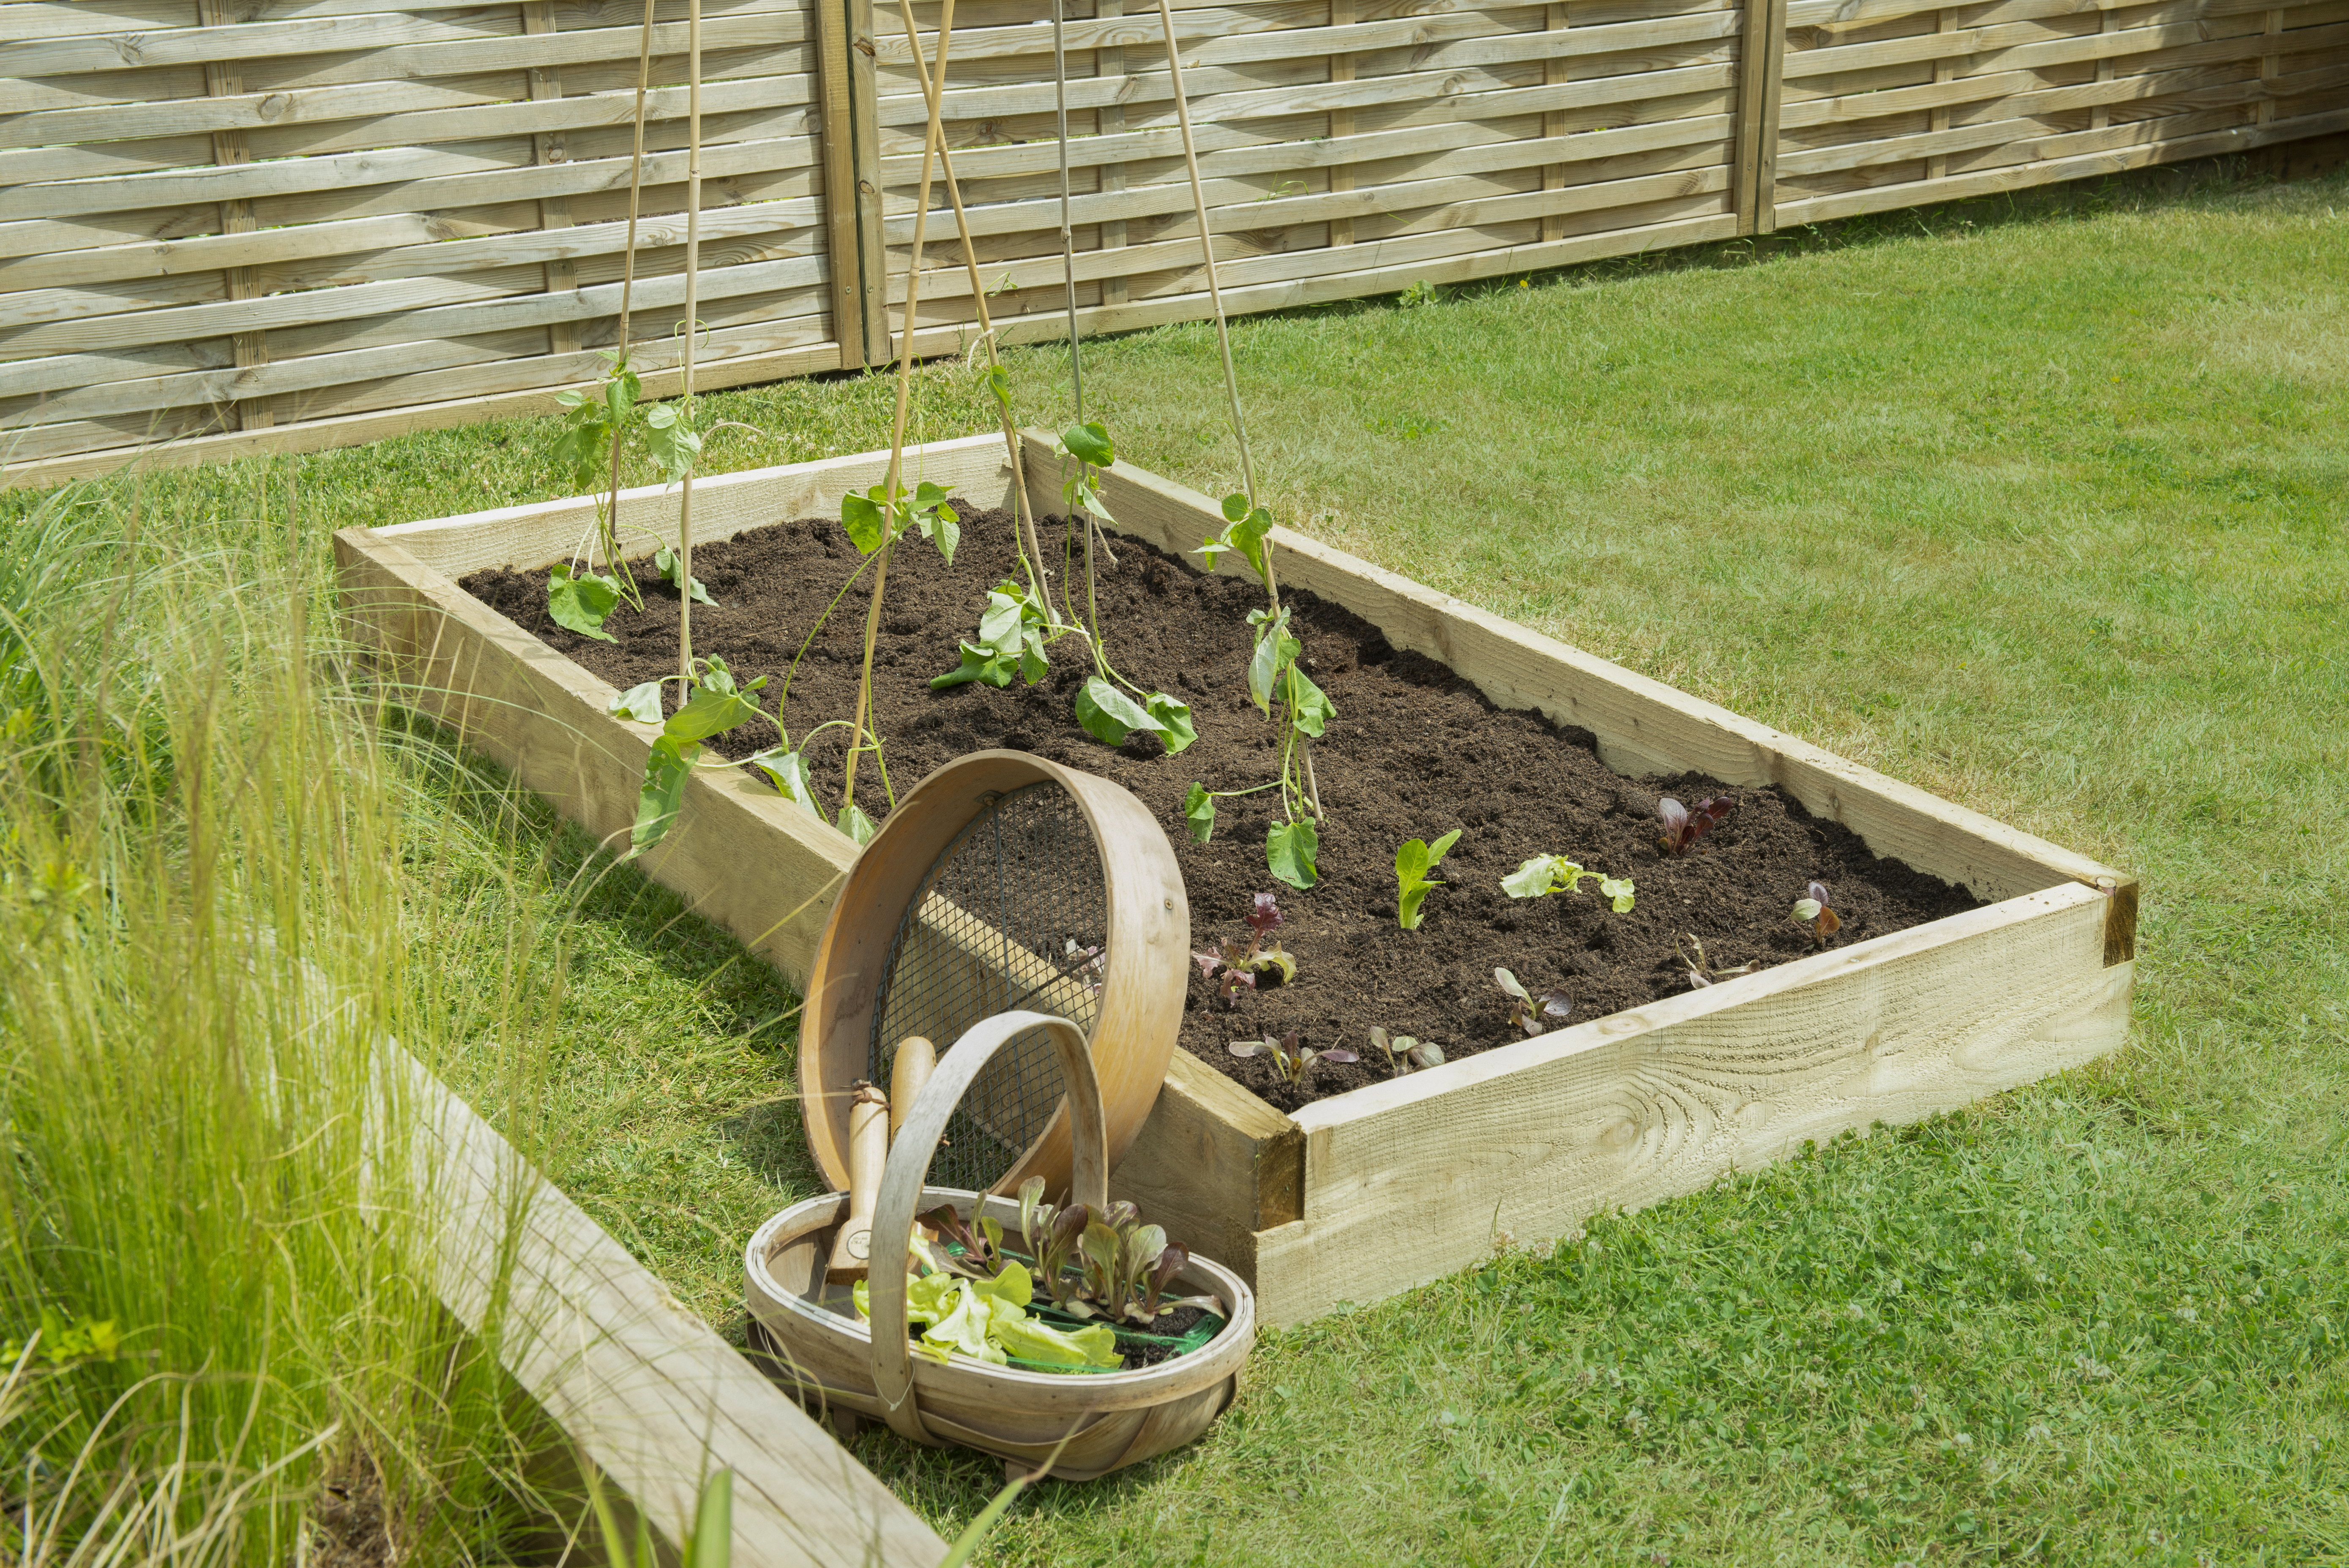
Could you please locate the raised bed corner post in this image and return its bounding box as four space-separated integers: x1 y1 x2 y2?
818 0 890 368
1733 0 1789 237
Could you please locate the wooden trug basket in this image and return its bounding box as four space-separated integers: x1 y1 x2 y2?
747 1012 1254 1481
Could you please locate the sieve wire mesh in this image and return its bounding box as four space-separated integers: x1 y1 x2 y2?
866 782 1107 1191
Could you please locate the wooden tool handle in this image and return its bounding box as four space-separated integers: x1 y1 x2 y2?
825 1084 890 1284
888 1037 934 1147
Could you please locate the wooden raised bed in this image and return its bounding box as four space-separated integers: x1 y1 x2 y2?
336 432 2137 1329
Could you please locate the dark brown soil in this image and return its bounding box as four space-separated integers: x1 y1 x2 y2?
463 510 1981 1112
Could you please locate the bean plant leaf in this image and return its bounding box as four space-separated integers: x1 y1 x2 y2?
629 735 696 857
1145 691 1197 754
547 562 621 642
642 402 702 486
1061 421 1115 469
840 488 889 555
1266 818 1319 889
985 363 1014 413
1246 608 1297 716
1074 676 1161 747
1288 668 1334 737
653 544 719 607
1221 492 1251 524
665 679 764 745
977 588 1025 650
836 801 876 845
1182 782 1216 844
745 746 820 817
609 680 664 724
931 641 1017 690
1018 634 1050 685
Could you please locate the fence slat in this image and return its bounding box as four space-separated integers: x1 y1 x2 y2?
3 0 2341 482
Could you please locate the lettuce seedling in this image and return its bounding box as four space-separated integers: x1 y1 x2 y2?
1227 1032 1357 1084
1657 795 1736 856
1368 1025 1444 1074
1501 855 1636 912
1191 893 1298 1004
1395 828 1462 931
917 1202 1006 1280
1790 880 1842 945
1676 933 1754 990
1493 968 1571 1036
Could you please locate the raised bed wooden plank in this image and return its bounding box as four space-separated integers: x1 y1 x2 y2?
1260 888 2130 1320
336 436 2135 1330
390 1044 948 1566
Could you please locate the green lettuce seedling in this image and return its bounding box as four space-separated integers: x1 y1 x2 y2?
1502 854 1636 913
1395 828 1462 930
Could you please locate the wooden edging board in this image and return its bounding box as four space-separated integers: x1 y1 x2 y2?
335 432 2136 1329
388 1041 948 1567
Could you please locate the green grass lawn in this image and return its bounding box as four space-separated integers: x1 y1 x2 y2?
12 157 2345 1565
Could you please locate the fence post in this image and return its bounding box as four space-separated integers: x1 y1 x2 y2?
1733 0 1788 235
817 0 889 366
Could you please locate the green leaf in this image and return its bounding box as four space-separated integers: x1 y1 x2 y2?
745 746 821 815
930 641 1016 690
1074 676 1161 747
547 562 621 642
643 401 703 485
1287 668 1334 738
1246 608 1295 715
1426 828 1462 868
1018 633 1049 685
1145 691 1197 754
609 680 663 724
840 489 889 555
1266 818 1319 889
1502 855 1561 899
985 363 1014 412
920 503 960 565
1599 874 1637 914
1398 881 1435 931
1231 506 1274 580
654 544 719 607
1221 492 1252 524
665 681 762 744
977 588 1025 650
684 1470 732 1568
1395 837 1431 886
1182 782 1215 845
628 735 696 857
836 801 876 845
549 420 609 492
1061 421 1115 468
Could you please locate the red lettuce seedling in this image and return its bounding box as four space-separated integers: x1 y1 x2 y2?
1191 894 1298 1004
1494 969 1571 1036
1228 1032 1358 1084
1368 1026 1445 1074
1790 881 1842 945
1676 933 1755 990
1657 796 1736 856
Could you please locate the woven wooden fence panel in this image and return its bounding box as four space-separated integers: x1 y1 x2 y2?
1 0 2343 482
1771 0 2349 227
869 0 1751 358
0 0 834 470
